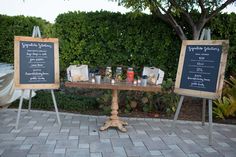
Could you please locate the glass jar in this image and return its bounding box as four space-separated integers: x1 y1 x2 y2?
141 75 148 86
127 67 134 83
115 67 122 82
105 67 112 78
104 67 112 82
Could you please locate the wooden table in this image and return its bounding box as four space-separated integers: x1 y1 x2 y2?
65 81 162 132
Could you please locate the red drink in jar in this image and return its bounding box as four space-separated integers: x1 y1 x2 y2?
127 67 134 83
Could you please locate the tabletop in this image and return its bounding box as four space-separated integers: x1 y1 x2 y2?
65 81 162 92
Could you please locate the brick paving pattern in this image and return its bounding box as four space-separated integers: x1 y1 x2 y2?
0 109 236 157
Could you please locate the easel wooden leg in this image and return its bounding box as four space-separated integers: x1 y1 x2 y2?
171 96 184 133
51 90 61 125
208 99 213 145
15 89 25 130
28 89 32 112
202 98 206 126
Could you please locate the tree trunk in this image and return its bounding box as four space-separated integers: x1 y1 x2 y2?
173 22 205 40
193 28 201 40
193 19 207 40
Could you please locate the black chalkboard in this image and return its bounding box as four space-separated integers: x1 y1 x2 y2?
180 45 222 92
14 36 59 89
19 41 55 84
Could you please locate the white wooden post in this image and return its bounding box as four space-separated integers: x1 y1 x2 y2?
209 99 213 145
51 90 61 125
28 89 32 112
15 90 25 130
171 96 184 133
202 98 206 126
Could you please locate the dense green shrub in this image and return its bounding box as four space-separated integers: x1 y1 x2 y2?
54 11 236 79
208 13 236 77
0 12 235 78
213 76 236 119
12 90 98 112
0 15 52 63
54 11 181 78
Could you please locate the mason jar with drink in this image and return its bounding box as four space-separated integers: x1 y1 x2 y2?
126 67 134 83
104 66 112 82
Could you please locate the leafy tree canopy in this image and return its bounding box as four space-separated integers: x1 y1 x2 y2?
110 0 236 40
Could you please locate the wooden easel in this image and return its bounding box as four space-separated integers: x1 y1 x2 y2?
171 28 213 145
15 26 61 130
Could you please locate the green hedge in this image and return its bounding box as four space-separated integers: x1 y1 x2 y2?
208 13 236 77
0 15 52 63
54 11 181 78
12 90 98 112
54 11 236 78
0 12 235 78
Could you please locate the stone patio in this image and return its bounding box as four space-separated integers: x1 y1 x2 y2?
0 109 236 157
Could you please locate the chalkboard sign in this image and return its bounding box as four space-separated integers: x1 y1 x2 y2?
175 40 229 99
14 36 59 89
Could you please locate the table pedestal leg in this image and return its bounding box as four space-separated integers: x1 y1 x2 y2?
100 89 128 132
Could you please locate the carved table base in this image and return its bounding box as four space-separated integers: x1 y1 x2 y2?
99 89 128 132
100 118 128 132
65 82 162 132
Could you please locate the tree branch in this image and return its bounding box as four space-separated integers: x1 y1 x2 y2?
196 0 208 31
150 1 187 40
206 0 235 21
148 0 169 23
148 1 187 40
169 0 195 28
198 0 206 13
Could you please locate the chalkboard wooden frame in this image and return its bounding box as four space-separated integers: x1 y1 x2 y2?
14 36 59 89
175 40 229 99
